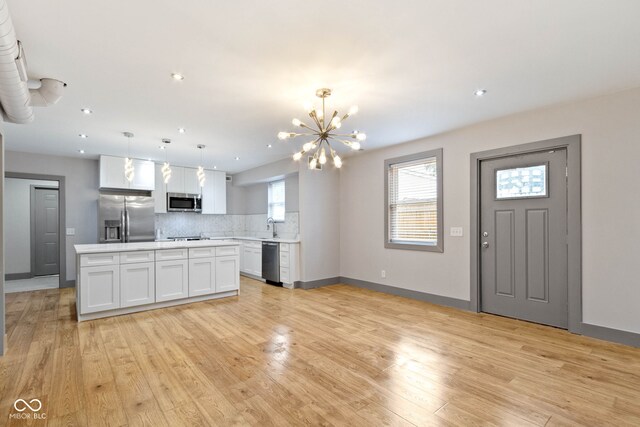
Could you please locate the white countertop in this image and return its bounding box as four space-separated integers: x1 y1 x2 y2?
75 239 239 254
210 236 301 244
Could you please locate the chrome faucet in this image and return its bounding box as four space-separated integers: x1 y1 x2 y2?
267 217 278 238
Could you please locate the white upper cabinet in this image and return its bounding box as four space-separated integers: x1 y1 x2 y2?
201 170 227 215
153 163 226 214
166 166 185 194
99 155 155 191
183 167 200 195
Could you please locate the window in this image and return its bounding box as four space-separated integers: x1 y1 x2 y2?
385 149 443 252
268 180 286 222
495 164 547 199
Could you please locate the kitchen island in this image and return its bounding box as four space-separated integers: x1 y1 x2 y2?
74 240 240 321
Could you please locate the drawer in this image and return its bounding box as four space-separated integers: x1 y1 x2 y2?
120 251 155 264
280 267 290 283
80 252 119 267
279 243 289 252
189 247 216 259
216 245 239 256
245 241 261 249
279 251 290 266
156 248 188 261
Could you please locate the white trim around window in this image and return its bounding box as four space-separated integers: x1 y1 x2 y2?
267 179 286 222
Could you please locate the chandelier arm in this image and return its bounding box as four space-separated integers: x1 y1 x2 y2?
299 122 317 132
309 111 323 130
335 138 358 147
321 96 326 129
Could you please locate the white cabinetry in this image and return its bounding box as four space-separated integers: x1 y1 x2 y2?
201 170 227 214
100 155 155 191
188 257 216 296
279 243 300 288
76 243 240 321
120 262 155 307
216 256 240 292
156 258 189 302
240 241 262 277
184 167 200 194
166 166 184 194
80 264 120 314
166 166 200 194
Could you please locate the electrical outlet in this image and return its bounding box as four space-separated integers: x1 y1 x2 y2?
450 227 463 237
381 270 386 279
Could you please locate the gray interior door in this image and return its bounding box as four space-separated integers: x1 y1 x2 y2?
480 149 568 328
33 187 60 276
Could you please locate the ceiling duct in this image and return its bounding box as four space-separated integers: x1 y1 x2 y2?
0 0 65 123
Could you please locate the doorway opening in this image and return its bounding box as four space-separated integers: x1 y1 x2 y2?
470 135 582 333
4 173 66 292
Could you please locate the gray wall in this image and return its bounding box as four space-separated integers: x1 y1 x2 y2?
5 178 59 275
299 164 340 282
339 86 640 335
5 151 99 283
228 174 299 215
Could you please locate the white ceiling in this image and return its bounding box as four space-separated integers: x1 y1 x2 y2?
4 0 640 173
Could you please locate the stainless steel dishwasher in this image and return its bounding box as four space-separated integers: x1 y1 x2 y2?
262 241 281 285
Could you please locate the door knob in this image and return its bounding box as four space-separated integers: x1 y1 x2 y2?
482 242 490 248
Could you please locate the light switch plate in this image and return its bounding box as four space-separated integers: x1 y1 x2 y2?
450 227 463 237
66 228 75 236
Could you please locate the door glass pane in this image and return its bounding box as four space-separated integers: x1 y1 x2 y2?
496 164 547 199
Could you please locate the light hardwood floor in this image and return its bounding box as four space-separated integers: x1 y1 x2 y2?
1 277 640 426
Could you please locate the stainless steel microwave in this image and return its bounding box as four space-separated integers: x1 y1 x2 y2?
167 193 202 212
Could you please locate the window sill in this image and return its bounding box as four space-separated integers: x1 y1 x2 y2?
384 241 443 252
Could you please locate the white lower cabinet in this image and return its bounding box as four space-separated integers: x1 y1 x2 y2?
120 262 155 307
156 259 189 302
189 257 216 296
241 242 262 277
80 265 120 313
216 255 240 292
77 244 240 320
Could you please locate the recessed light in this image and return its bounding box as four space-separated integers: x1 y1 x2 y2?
178 127 186 134
158 145 165 150
78 149 85 154
81 108 92 115
474 89 487 97
235 157 240 160
79 133 88 138
171 73 185 81
267 144 272 148
213 166 217 169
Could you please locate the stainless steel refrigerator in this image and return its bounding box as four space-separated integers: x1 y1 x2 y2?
99 195 155 243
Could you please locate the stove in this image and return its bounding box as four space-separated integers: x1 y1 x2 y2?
167 236 211 242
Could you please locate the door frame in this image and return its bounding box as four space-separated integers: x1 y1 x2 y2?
5 172 67 289
30 185 61 278
470 135 582 333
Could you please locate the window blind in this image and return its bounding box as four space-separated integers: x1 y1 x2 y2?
388 156 438 245
268 180 286 222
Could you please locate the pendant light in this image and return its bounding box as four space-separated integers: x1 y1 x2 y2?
161 138 172 184
197 144 206 188
123 132 135 182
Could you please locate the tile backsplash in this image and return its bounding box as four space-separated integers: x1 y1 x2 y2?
155 212 299 240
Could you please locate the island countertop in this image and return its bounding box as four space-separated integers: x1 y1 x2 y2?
74 239 240 254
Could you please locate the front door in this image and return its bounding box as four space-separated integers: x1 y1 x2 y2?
33 187 60 276
480 149 568 328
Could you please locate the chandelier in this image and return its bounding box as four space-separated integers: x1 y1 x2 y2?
278 88 366 169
